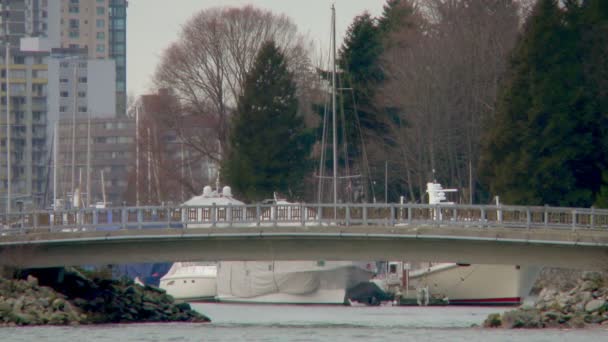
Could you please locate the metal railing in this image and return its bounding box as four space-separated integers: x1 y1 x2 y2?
1 203 608 236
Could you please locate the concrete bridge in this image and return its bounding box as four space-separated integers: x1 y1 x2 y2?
1 203 608 270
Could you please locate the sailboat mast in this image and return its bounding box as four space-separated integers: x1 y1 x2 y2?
53 120 58 207
331 4 338 207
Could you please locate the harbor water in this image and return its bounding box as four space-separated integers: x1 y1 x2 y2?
0 304 605 341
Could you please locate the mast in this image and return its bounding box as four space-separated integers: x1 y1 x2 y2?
70 62 77 199
135 104 139 206
5 28 10 214
86 110 91 207
53 120 58 207
101 170 107 206
331 4 338 208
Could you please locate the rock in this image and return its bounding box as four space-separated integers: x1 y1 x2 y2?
483 313 502 327
26 275 39 286
501 309 544 329
582 271 603 283
0 302 12 315
542 311 561 321
581 281 600 292
585 299 606 313
52 298 66 311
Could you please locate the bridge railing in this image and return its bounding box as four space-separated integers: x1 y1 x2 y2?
2 203 608 235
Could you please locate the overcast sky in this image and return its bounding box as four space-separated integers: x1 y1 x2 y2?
126 0 385 97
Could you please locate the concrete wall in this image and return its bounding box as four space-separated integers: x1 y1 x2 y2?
87 59 116 117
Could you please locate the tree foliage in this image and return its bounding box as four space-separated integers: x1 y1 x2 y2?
481 0 608 207
154 6 311 165
378 0 520 203
222 41 312 202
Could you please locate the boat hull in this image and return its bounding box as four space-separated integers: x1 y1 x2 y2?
160 275 217 302
401 264 541 306
159 263 218 302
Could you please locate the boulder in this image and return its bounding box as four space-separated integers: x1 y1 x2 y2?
483 313 502 327
585 299 606 313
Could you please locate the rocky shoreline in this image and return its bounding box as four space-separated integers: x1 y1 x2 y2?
484 271 607 329
0 267 210 326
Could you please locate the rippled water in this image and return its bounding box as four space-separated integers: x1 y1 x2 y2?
1 304 606 341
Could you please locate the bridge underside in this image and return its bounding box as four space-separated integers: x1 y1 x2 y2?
1 226 607 270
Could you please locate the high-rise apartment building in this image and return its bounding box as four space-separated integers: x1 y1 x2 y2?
0 0 128 212
0 51 50 210
53 0 127 115
56 115 134 207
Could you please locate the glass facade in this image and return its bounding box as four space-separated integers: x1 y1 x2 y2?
109 0 127 116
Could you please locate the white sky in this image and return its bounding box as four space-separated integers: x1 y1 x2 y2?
126 0 385 97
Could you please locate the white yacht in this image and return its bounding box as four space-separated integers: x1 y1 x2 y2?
159 185 244 301
372 261 540 306
362 182 541 306
159 262 217 302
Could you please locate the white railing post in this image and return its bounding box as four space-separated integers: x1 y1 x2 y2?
408 206 412 225
526 208 531 229
256 204 261 227
591 206 595 229
571 209 576 231
300 204 305 226
273 204 277 227
480 208 486 227
544 205 548 227
390 204 395 226
121 208 127 230
137 208 142 229
346 205 351 226
228 203 232 227
363 205 368 226
212 204 217 228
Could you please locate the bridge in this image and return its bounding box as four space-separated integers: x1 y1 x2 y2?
1 203 608 270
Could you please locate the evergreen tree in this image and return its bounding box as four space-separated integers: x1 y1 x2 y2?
337 12 385 160
222 41 312 202
480 0 606 207
378 0 418 37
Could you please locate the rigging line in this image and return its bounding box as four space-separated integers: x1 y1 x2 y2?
317 85 330 204
316 22 335 204
348 82 374 203
337 72 351 203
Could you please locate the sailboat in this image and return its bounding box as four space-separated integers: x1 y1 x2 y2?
213 5 375 305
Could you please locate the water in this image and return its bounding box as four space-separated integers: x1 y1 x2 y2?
0 304 605 341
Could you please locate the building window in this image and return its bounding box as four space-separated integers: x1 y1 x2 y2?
13 56 25 64
96 32 105 40
78 106 87 113
60 78 69 83
96 44 105 53
96 19 105 28
69 30 79 38
69 19 79 29
79 77 87 83
96 7 105 15
78 91 86 98
60 91 69 97
112 19 125 30
60 106 67 113
69 6 79 13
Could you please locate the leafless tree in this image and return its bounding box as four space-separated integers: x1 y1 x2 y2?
154 5 313 165
379 0 521 203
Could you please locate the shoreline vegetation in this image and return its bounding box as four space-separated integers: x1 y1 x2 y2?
0 267 210 326
484 271 608 329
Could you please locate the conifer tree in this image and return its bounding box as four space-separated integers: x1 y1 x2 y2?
222 41 312 202
481 0 607 207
